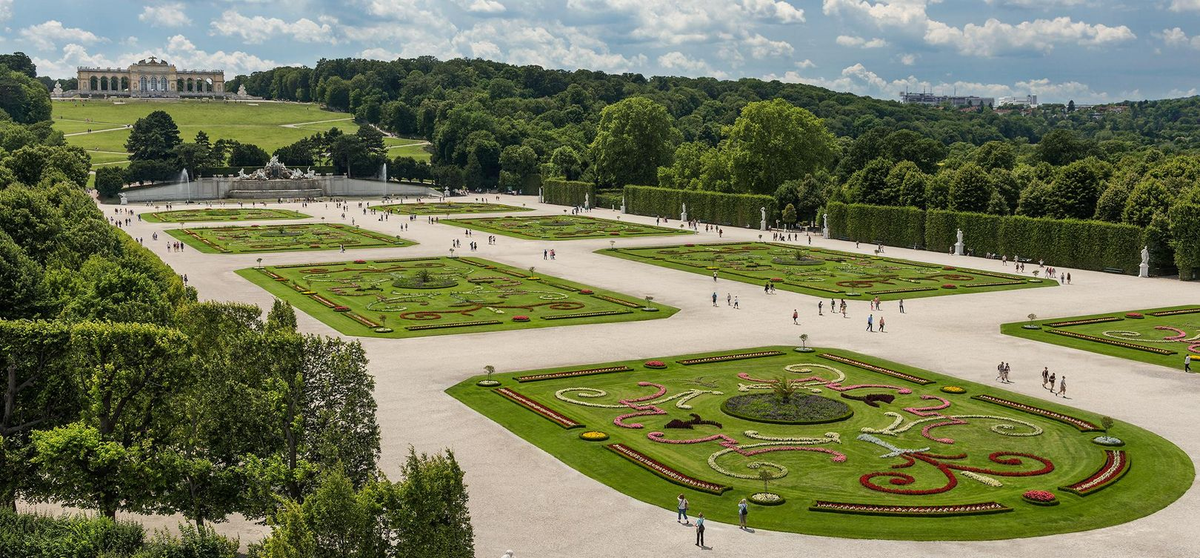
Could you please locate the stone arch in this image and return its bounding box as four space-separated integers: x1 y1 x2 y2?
140 76 147 91
100 76 109 91
121 76 129 91
161 77 168 91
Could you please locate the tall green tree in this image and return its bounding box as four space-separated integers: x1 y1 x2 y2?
725 99 835 195
590 97 677 187
949 163 994 213
125 111 182 162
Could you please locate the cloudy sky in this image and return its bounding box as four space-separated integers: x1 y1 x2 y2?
4 0 1200 103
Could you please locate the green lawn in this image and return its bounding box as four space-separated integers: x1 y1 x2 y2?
1002 305 1200 371
440 215 693 241
144 208 310 223
448 346 1191 540
602 242 1054 301
377 202 533 215
238 256 677 338
52 100 431 167
166 223 412 254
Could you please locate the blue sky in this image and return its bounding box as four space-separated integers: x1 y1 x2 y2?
3 0 1200 103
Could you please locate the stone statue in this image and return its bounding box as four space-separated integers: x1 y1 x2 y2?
620 196 626 214
1141 245 1150 266
956 228 964 245
1140 245 1150 278
584 192 590 209
538 187 543 203
759 206 767 231
680 203 687 222
954 228 964 256
52 81 63 97
822 213 829 239
237 84 248 97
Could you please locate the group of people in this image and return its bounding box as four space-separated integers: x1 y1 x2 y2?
676 493 751 549
996 361 1012 383
711 292 739 309
1041 366 1067 397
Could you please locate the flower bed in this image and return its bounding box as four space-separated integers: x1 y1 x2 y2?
973 394 1101 431
818 353 934 385
404 320 503 331
1021 490 1059 506
941 386 967 394
1149 308 1200 317
579 431 609 441
604 443 730 495
1060 450 1129 496
310 294 338 308
1092 435 1125 447
344 312 380 328
541 310 632 320
495 388 582 429
1125 313 1144 319
963 281 1023 288
749 492 785 506
333 306 351 312
579 289 594 295
515 365 633 383
867 287 937 295
374 327 393 333
1046 329 1177 355
676 351 785 365
722 393 853 424
591 294 642 308
512 315 530 322
644 360 667 369
810 501 1011 517
1045 316 1122 327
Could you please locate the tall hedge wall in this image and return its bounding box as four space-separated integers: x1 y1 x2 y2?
826 202 924 247
925 210 1001 256
624 185 775 227
542 179 596 207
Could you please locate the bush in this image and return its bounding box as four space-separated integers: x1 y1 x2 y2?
542 179 595 207
0 508 144 558
926 209 1001 255
94 166 126 198
1169 202 1200 280
624 185 775 227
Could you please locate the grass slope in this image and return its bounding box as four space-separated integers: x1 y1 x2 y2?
448 346 1192 540
166 223 412 254
238 256 677 339
1002 305 1200 371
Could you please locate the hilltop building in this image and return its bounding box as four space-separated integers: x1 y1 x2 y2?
76 57 225 98
899 92 994 108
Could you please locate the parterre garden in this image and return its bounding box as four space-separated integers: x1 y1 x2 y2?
143 208 310 222
440 215 693 240
448 347 1191 540
378 201 532 215
238 256 677 338
604 242 1053 300
166 223 412 253
1003 306 1200 370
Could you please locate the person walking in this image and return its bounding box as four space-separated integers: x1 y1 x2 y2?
738 499 748 530
713 271 718 282
866 314 874 332
1186 355 1192 373
677 494 690 525
1058 375 1067 398
1004 362 1011 383
733 296 740 310
818 301 824 316
726 293 732 306
793 309 799 325
1048 372 1056 394
879 316 885 332
899 299 905 314
1042 367 1050 388
695 513 706 547
997 362 1005 382
712 292 718 307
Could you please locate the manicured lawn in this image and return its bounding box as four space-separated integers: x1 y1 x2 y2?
448 347 1192 540
166 223 412 254
144 208 310 223
377 201 533 215
440 215 693 240
238 256 677 338
1001 305 1200 371
602 242 1054 301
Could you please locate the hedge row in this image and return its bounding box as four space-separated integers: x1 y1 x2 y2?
827 203 925 248
624 185 776 227
542 179 596 207
827 203 1145 274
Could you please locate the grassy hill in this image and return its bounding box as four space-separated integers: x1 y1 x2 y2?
52 99 430 168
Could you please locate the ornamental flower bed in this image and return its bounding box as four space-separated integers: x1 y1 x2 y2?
1126 313 1144 319
604 443 730 495
344 312 380 327
512 315 531 322
677 351 785 365
867 287 937 295
495 388 582 429
1060 450 1130 496
353 259 367 264
579 431 609 441
941 386 967 394
749 492 785 506
1045 316 1122 327
963 281 1023 288
333 306 351 312
1092 435 1125 447
941 284 957 289
591 294 642 308
515 365 633 383
541 310 632 320
579 289 594 294
644 360 667 369
973 394 1102 431
818 353 934 385
1149 308 1200 317
404 320 503 331
310 294 338 308
1047 329 1177 355
1021 490 1059 506
810 501 1011 517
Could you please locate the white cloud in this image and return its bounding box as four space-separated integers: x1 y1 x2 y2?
139 3 191 28
898 53 917 65
985 0 1090 6
741 0 806 23
795 59 816 69
1158 27 1200 49
658 51 728 78
0 0 12 23
1169 0 1200 12
19 20 104 51
452 19 647 73
836 35 887 48
163 34 277 75
458 0 506 13
210 10 339 44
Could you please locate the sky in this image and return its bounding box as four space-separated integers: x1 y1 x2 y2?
3 0 1200 103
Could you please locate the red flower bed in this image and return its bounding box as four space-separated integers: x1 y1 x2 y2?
512 315 530 322
353 259 367 264
770 277 783 282
592 294 641 308
1047 329 1176 355
515 365 633 383
579 289 594 294
1060 450 1129 496
1126 312 1144 318
1022 490 1058 505
941 284 957 289
495 388 582 429
1149 307 1200 317
644 360 667 369
810 500 1010 516
333 306 350 312
818 353 934 385
973 394 1101 431
605 443 730 495
943 266 956 271
677 351 785 365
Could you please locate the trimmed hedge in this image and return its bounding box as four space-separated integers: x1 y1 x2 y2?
827 202 924 247
624 185 776 227
827 203 1145 274
542 179 596 207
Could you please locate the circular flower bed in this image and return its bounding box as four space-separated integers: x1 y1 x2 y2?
644 360 667 369
721 393 853 424
353 259 367 264
476 379 501 387
1126 312 1144 319
512 315 531 322
373 327 393 333
749 492 785 506
333 306 351 312
942 284 957 289
1092 435 1125 447
941 386 967 394
579 289 594 295
1021 490 1059 506
579 431 609 441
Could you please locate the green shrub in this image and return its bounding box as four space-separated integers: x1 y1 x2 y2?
542 179 595 207
94 166 126 199
827 202 924 247
0 508 144 558
624 185 775 227
1169 202 1200 280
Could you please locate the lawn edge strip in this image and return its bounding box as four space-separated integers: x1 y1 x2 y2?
404 320 502 331
1045 316 1122 327
592 294 641 308
1059 450 1130 496
1046 329 1176 355
809 500 1011 517
605 443 730 495
677 351 785 365
1148 308 1200 317
495 388 582 429
818 353 934 385
972 394 1101 431
515 365 634 383
541 310 633 320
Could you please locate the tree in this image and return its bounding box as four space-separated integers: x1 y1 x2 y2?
0 52 37 78
275 140 316 167
590 97 676 187
847 158 897 206
1035 129 1091 167
972 141 1017 171
389 448 473 558
1094 181 1131 222
892 163 928 208
781 203 797 227
1016 181 1054 217
93 166 125 199
949 163 994 213
125 111 182 162
323 77 352 112
229 143 271 168
1169 202 1200 280
725 99 835 195
1049 157 1109 219
0 66 52 124
1122 179 1174 228
268 298 298 332
499 145 539 193
548 146 583 181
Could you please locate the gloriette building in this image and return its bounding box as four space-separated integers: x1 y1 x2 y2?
77 56 225 98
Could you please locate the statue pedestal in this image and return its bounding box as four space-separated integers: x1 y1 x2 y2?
681 212 687 222
954 241 964 256
822 227 829 239
1139 263 1149 278
760 219 767 231
620 204 626 214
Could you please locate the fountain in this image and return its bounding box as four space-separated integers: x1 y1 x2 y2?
226 156 327 199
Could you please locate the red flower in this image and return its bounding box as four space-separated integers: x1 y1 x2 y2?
353 259 367 264
644 360 667 369
942 284 957 289
512 315 530 322
1126 312 1144 319
1023 490 1056 502
333 306 350 312
579 289 594 295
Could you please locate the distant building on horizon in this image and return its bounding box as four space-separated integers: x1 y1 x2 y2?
999 95 1038 108
76 56 226 98
899 91 994 108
